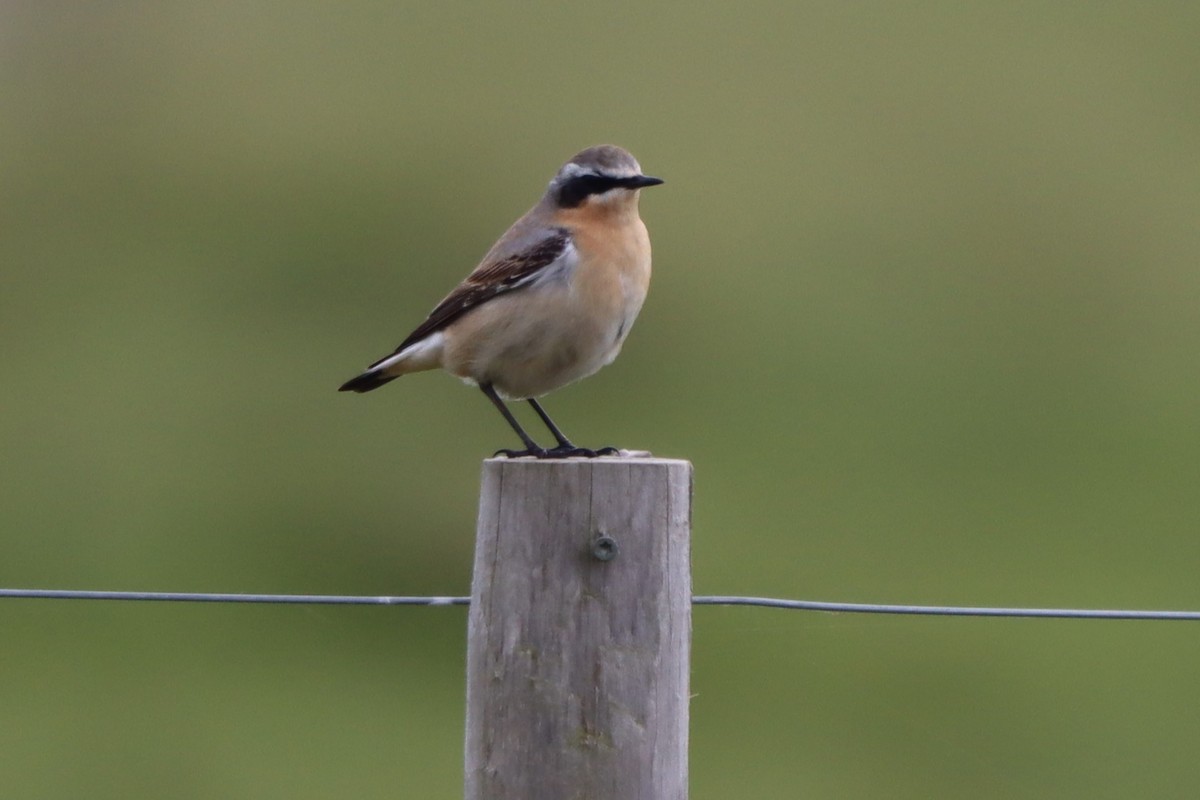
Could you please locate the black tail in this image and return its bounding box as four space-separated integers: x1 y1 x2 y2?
338 370 399 393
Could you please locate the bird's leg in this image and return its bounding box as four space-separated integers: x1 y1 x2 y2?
481 383 552 458
526 398 619 458
526 397 573 449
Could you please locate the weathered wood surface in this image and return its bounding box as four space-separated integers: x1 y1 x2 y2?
465 457 693 800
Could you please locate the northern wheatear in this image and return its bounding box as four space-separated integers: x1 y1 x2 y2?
339 145 663 458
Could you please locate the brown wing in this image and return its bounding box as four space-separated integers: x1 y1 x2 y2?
369 229 571 367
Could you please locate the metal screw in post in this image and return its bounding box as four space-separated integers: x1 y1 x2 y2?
591 532 619 562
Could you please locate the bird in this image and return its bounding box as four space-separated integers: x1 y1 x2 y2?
338 145 663 458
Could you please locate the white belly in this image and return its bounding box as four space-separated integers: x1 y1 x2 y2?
442 262 647 399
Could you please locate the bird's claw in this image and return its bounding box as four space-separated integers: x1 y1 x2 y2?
546 445 620 458
492 445 622 459
493 447 547 459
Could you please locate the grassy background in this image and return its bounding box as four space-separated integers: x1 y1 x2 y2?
4 3 1200 797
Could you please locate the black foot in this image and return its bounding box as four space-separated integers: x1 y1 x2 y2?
547 444 621 458
493 447 550 458
493 445 621 459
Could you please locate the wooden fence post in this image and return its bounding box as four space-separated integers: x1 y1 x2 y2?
465 457 692 800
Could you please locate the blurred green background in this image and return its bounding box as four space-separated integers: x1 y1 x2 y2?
4 2 1200 797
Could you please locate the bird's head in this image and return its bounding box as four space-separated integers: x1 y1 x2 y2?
548 145 664 212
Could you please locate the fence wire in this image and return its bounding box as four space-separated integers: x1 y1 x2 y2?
3 588 1200 620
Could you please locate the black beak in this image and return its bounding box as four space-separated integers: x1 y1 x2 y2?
625 175 665 189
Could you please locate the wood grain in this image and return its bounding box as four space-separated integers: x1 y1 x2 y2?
465 457 693 800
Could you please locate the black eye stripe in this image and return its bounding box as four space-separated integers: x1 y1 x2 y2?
557 174 633 208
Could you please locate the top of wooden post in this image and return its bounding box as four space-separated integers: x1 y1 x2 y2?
483 453 690 466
